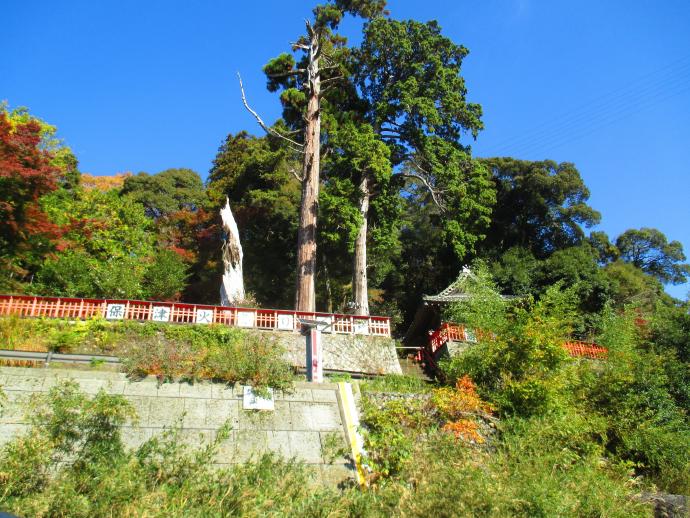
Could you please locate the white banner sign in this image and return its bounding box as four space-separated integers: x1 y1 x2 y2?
242 386 274 411
151 306 171 322
105 304 126 320
237 310 255 328
277 313 294 331
353 320 369 335
195 309 213 325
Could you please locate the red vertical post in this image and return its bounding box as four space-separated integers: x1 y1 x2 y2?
305 326 323 383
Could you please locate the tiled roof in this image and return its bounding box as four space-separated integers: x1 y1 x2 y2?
423 267 514 304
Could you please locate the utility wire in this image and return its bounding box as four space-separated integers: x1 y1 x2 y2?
488 55 690 152
502 79 690 157
485 55 690 157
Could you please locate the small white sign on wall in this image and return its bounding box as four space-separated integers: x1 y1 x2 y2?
353 320 369 335
277 313 294 331
106 304 126 320
151 306 171 322
237 310 255 328
242 386 275 411
195 309 213 325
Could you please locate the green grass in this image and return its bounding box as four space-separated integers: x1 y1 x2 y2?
360 374 433 394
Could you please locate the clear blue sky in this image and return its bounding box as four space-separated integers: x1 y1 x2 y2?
3 0 689 298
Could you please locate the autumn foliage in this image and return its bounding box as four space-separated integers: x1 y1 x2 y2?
433 375 493 443
0 112 60 254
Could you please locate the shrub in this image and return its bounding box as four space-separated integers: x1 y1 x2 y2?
0 380 655 517
120 324 294 392
583 309 690 493
441 284 575 416
0 381 344 517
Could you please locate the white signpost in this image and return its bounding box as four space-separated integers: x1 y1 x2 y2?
301 318 329 383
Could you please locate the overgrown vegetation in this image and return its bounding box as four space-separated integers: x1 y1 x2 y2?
438 268 690 494
0 317 295 392
120 323 294 391
1 380 654 517
0 381 333 516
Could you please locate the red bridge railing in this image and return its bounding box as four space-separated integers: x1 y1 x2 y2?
421 322 608 366
0 295 391 337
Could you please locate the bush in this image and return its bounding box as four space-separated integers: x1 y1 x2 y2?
361 374 432 394
0 380 655 517
441 284 575 416
120 324 294 392
0 381 342 517
583 308 690 493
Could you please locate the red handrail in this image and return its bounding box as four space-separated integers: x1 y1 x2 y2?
0 294 391 337
422 322 608 366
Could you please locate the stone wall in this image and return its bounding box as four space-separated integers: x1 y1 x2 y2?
0 367 356 485
258 330 402 375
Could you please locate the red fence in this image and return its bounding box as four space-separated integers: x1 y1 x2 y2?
562 341 608 360
422 322 608 365
0 295 391 337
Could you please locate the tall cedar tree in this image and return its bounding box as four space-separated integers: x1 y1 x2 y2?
340 17 493 314
257 0 386 312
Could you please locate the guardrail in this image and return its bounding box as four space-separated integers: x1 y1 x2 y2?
0 295 391 337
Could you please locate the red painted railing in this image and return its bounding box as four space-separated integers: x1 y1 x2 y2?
0 294 391 337
421 322 608 366
562 341 608 360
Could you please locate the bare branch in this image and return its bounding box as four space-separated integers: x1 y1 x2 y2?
288 166 304 182
320 75 344 85
398 166 446 211
237 72 304 154
266 69 306 79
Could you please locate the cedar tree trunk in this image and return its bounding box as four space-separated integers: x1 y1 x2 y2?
352 175 370 316
294 29 321 312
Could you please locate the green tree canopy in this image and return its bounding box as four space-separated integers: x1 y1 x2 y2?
35 188 187 300
616 227 690 285
121 168 205 219
481 158 600 258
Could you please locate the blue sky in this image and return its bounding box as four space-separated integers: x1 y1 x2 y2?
3 0 689 298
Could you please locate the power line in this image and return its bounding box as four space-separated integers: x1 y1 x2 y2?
499 79 690 157
484 55 690 157
488 55 690 152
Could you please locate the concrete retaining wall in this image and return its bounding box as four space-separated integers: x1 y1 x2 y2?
0 367 356 485
257 330 402 375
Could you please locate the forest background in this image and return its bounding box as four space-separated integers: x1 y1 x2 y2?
2 0 690 335
2 3 690 512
